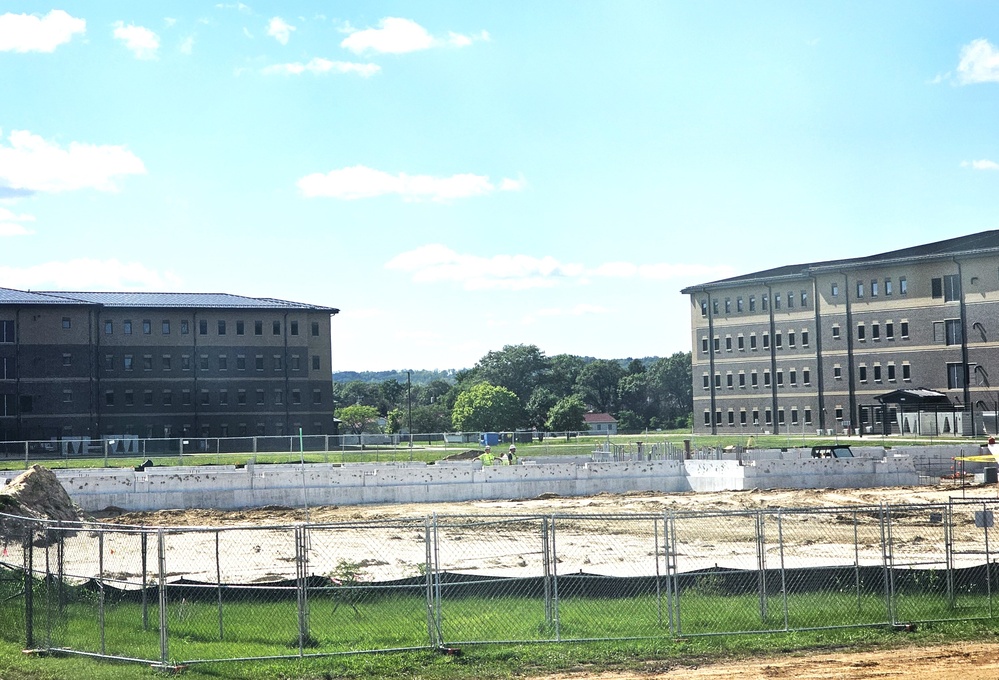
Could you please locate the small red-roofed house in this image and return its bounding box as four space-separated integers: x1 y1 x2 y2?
583 412 618 435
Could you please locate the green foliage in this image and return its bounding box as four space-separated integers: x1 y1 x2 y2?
575 359 625 413
464 344 549 404
526 387 559 431
336 404 381 434
546 395 587 432
384 408 404 434
451 382 523 431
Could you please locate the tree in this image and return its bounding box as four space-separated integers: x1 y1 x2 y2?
410 404 452 434
618 372 654 429
546 354 586 399
336 404 381 434
575 359 625 413
384 408 404 434
469 344 550 404
647 352 692 429
545 395 586 434
451 382 523 432
526 387 559 431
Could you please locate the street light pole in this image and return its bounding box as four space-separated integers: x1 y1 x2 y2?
407 371 413 458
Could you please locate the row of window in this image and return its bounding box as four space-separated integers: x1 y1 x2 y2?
833 362 912 383
700 289 811 317
96 387 324 408
701 328 811 353
831 319 910 341
703 367 813 389
831 276 908 299
89 318 321 337
703 404 889 427
99 352 321 372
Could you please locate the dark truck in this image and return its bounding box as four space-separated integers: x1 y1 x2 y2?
811 445 854 459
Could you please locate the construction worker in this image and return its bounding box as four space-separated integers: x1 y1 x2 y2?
506 445 517 465
478 446 494 466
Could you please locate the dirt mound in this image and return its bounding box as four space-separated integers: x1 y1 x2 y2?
0 465 81 523
441 449 483 461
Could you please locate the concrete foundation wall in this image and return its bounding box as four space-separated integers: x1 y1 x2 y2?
55 450 922 512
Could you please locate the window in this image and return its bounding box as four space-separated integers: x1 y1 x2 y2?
292 389 301 404
725 336 732 351
887 363 896 381
125 390 134 406
124 320 132 335
834 364 842 380
143 355 153 370
787 291 794 309
62 317 71 329
803 368 810 385
291 320 299 335
145 390 155 406
763 332 770 349
804 409 812 425
700 300 708 317
778 409 786 425
312 389 322 404
162 320 170 334
273 355 283 370
701 337 709 353
857 323 865 341
859 365 867 382
124 354 133 371
736 297 743 313
703 374 710 389
945 319 962 346
219 355 228 371
182 390 191 406
254 320 263 335
0 320 13 343
788 331 795 347
713 300 719 315
104 354 114 370
726 373 733 388
751 371 758 387
725 298 731 313
255 355 264 370
749 295 756 312
201 390 210 406
873 364 882 382
944 274 961 301
104 320 113 335
199 354 209 370
835 406 844 421
831 282 839 297
762 294 769 311
714 373 721 388
219 390 229 406
311 321 320 336
256 389 265 405
752 409 759 425
790 369 797 386
801 290 808 307
160 354 170 371
801 329 809 346
886 322 894 340
739 372 746 388
790 408 798 425
181 319 189 334
62 389 72 403
765 409 773 425
900 277 907 294
885 278 893 295
872 323 880 340
948 363 966 389
774 293 781 310
737 335 745 351
902 363 911 381
238 390 247 405
236 320 245 335
713 337 720 352
856 281 864 298
237 355 246 370
218 320 226 335
750 334 757 350
775 332 782 349
728 410 735 426
776 370 784 386
871 280 878 297
273 320 281 335
274 389 283 405
62 353 71 367
704 411 711 426
105 391 114 406
199 319 208 335
764 370 771 387
0 357 12 380
832 325 841 340
142 319 151 334
740 410 747 425
181 355 191 370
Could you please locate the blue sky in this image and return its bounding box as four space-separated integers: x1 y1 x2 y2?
3 3 999 372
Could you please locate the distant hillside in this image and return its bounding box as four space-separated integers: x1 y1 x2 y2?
333 357 663 385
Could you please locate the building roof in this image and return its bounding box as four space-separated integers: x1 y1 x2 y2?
583 412 618 424
681 229 999 293
0 287 339 312
874 389 952 406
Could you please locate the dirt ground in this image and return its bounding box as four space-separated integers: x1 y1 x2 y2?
537 641 999 679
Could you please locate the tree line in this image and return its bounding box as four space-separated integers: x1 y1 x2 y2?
333 345 692 435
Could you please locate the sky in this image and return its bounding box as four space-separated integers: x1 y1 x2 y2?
3 3 999 372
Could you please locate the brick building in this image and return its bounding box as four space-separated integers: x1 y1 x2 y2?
0 289 339 442
681 231 999 436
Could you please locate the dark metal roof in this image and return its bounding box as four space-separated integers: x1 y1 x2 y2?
0 287 339 312
875 389 952 406
681 229 999 293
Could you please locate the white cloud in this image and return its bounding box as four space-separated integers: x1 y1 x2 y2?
298 165 522 202
164 17 177 28
0 9 85 53
179 35 194 54
340 17 486 54
262 58 379 77
113 21 160 60
957 38 999 84
0 207 35 236
266 16 294 45
385 245 736 292
0 259 180 291
0 129 146 194
962 159 999 170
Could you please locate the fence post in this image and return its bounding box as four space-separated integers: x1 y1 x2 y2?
946 500 955 609
755 512 768 622
879 504 895 624
432 513 443 645
98 531 106 656
777 510 788 631
23 522 33 649
550 516 561 642
424 516 437 648
157 528 169 667
295 525 310 656
541 518 552 630
141 532 148 631
985 501 994 617
215 530 224 641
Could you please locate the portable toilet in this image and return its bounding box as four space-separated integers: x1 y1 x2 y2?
479 432 499 447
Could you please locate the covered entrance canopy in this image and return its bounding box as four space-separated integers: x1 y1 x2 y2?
873 388 959 436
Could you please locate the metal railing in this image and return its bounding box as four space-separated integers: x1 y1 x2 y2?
2 499 997 668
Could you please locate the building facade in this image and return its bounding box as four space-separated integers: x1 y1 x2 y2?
0 289 339 442
681 231 999 436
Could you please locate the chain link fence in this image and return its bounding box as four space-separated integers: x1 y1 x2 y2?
3 499 999 668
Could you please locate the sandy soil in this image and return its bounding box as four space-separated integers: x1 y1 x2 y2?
537 641 999 679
